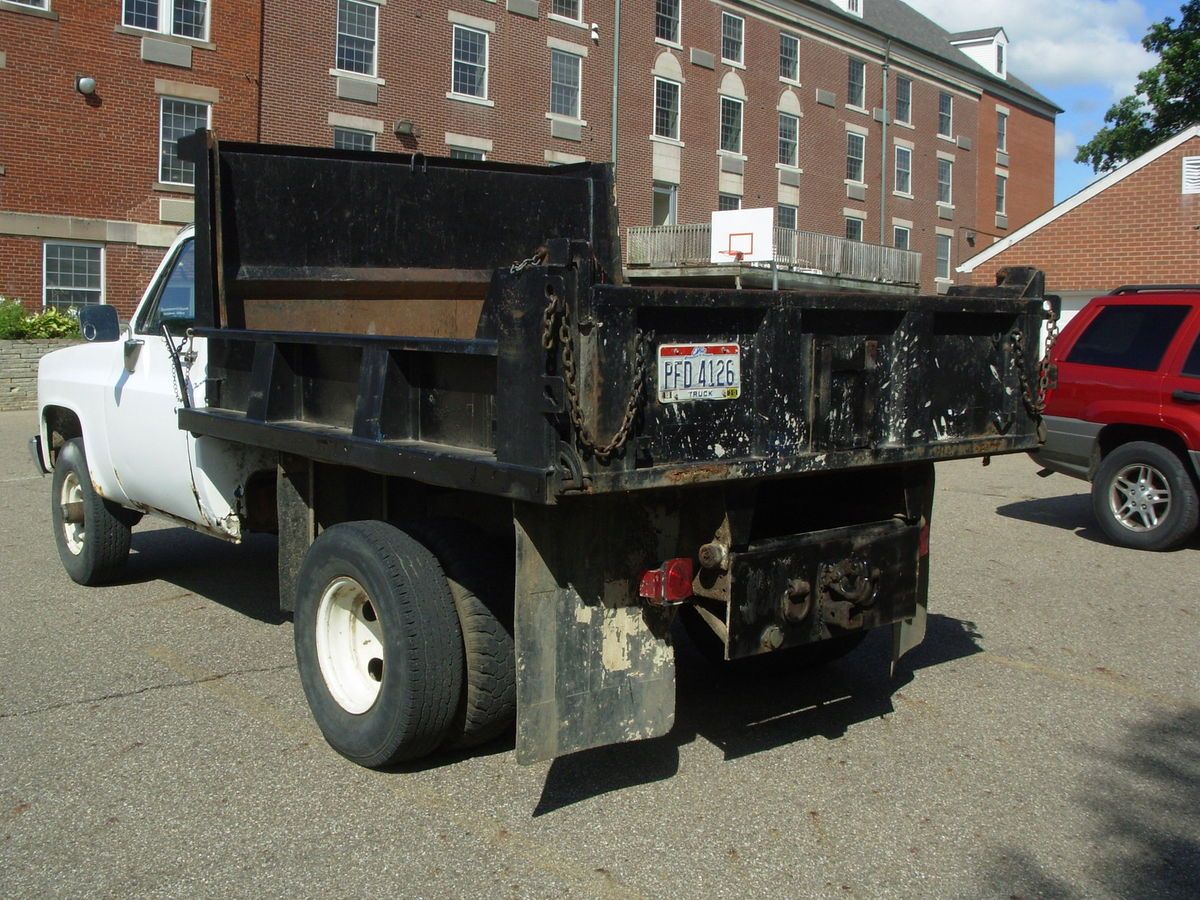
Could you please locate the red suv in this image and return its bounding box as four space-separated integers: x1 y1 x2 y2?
1032 286 1200 551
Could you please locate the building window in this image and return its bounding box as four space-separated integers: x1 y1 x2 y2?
779 33 799 82
654 77 680 140
334 128 375 151
997 110 1008 153
996 43 1005 76
718 193 741 211
937 158 953 205
936 234 952 280
550 0 581 22
847 58 866 109
778 113 798 167
452 25 489 98
335 0 377 76
449 146 485 160
894 146 911 194
123 1 209 41
9 0 51 9
550 49 582 119
719 97 743 154
778 204 797 231
721 12 743 65
655 0 680 43
846 132 865 183
895 76 912 124
996 173 1007 215
845 217 863 242
43 243 102 309
1184 157 1200 194
938 92 953 137
159 96 209 185
893 226 910 251
653 181 677 225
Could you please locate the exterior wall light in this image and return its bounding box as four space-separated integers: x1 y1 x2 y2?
394 120 420 138
75 76 98 96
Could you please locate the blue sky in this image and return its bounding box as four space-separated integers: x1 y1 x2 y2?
903 0 1182 202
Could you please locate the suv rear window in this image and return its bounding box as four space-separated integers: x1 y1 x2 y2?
1066 304 1190 371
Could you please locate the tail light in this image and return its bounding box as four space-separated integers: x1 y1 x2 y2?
919 521 930 558
639 558 695 606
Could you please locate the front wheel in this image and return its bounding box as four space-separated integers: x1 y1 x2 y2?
50 438 132 585
293 521 465 768
1091 441 1199 551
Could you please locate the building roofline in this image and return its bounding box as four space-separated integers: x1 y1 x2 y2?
958 125 1200 274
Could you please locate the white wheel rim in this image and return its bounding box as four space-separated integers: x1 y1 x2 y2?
60 472 85 555
1108 463 1172 533
314 576 385 714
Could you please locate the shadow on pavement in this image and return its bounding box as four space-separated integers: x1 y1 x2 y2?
981 705 1200 898
996 493 1200 550
125 527 285 625
531 613 983 816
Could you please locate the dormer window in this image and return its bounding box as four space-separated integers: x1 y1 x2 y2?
834 0 863 17
996 43 1005 76
949 27 1009 81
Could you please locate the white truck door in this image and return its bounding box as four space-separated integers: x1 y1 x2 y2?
105 238 207 524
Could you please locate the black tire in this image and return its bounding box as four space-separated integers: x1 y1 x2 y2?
406 520 516 750
50 438 132 585
679 604 867 671
1091 441 1199 551
293 521 465 768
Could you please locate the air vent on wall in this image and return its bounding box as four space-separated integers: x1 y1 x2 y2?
1183 156 1200 195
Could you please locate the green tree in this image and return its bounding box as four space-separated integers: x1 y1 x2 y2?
1075 1 1200 172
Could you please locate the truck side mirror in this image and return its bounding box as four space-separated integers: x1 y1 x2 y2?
79 305 121 343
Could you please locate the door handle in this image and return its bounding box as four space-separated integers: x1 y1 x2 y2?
1172 389 1200 404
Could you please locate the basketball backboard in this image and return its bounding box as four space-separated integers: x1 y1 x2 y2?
710 207 775 264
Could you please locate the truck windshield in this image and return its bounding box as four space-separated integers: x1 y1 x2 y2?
140 240 196 336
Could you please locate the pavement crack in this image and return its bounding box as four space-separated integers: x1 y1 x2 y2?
0 663 295 720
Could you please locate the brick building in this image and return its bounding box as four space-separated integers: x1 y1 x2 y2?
960 126 1200 326
0 0 262 315
1 0 1058 312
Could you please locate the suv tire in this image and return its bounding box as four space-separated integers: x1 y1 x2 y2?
1091 441 1199 551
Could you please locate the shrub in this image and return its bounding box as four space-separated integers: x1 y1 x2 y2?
0 298 81 340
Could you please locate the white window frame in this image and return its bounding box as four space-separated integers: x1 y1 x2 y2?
449 146 486 161
779 32 799 83
654 0 680 46
895 76 912 125
938 92 953 138
997 110 1008 153
937 158 953 206
778 112 799 168
718 193 742 212
9 0 51 10
847 58 866 110
846 132 865 184
894 146 912 196
334 0 379 78
996 172 1008 215
996 43 1005 76
845 217 864 242
122 1 210 42
935 233 953 281
549 48 582 120
653 76 681 141
893 225 910 251
333 127 376 152
158 95 212 186
721 12 744 66
42 241 105 309
778 204 797 231
548 0 583 25
451 24 490 101
653 181 678 225
719 96 743 155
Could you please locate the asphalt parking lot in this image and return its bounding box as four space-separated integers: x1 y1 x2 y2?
1 407 1197 898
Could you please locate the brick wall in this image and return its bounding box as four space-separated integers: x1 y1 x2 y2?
968 136 1200 291
0 0 262 316
0 339 77 411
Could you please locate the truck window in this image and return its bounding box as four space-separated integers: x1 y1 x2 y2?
139 240 196 336
1066 304 1190 372
1183 332 1200 378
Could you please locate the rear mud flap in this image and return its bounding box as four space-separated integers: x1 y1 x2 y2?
513 502 676 765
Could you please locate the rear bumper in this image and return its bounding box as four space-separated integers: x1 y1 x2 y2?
29 435 49 476
1029 415 1100 481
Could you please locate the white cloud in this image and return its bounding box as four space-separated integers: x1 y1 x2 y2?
1055 130 1079 161
903 0 1154 97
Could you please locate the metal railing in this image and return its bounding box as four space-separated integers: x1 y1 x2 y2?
626 223 921 285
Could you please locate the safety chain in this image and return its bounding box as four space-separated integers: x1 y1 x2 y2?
541 287 647 462
1011 302 1061 417
510 246 548 275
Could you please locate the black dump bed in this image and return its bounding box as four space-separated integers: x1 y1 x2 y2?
178 133 1047 504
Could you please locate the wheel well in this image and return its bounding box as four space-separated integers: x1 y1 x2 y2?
1096 425 1197 483
42 406 82 463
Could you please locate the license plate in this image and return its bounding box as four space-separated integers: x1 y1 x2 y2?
657 343 741 403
